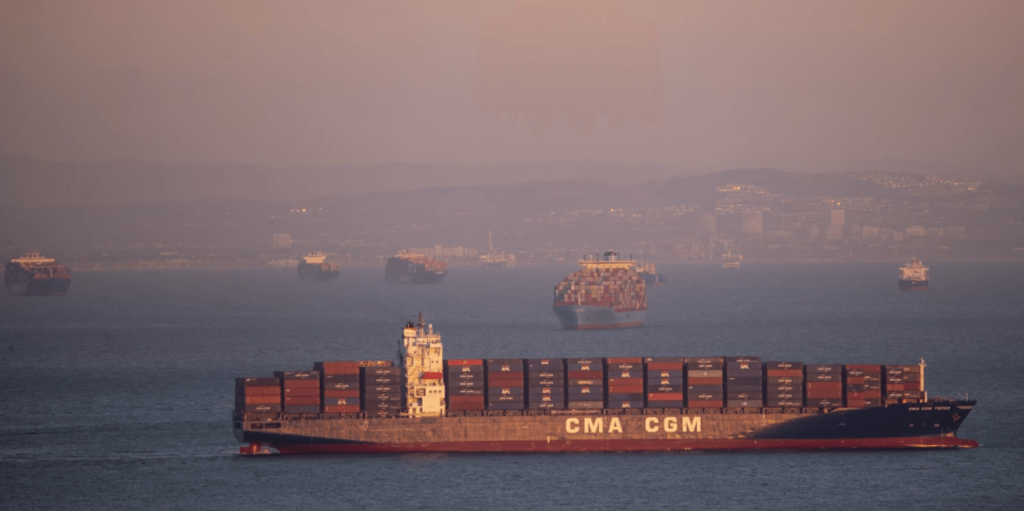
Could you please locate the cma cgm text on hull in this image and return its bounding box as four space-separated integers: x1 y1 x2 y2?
233 316 978 454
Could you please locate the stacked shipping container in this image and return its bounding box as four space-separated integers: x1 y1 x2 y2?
885 364 923 403
845 364 883 408
487 359 525 411
725 357 763 408
765 362 804 407
234 377 282 419
553 267 647 311
805 364 844 408
315 361 361 414
605 357 644 409
274 371 321 414
686 357 724 408
644 357 685 408
567 358 604 409
527 358 565 410
362 366 403 417
445 359 485 412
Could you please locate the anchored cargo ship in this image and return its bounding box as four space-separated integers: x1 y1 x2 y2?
899 257 929 291
4 252 72 296
635 262 666 286
552 251 647 329
722 251 742 269
233 317 978 454
385 251 448 284
480 230 515 268
297 252 340 281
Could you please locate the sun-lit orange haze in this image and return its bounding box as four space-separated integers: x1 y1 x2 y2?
1 0 1022 186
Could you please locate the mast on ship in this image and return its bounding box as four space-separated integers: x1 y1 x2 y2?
400 314 446 417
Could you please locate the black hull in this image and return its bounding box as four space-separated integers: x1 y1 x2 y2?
385 271 447 285
5 277 71 296
899 279 928 291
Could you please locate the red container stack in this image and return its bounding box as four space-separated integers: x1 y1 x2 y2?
845 364 883 408
644 357 685 408
605 357 644 409
487 359 525 411
765 362 804 407
804 364 844 408
274 371 321 414
314 361 361 414
686 357 724 408
445 359 485 412
234 377 282 418
885 364 923 403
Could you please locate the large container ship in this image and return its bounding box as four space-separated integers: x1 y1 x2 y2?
553 251 647 329
297 252 340 281
385 251 448 284
4 252 72 296
899 257 929 291
233 317 978 454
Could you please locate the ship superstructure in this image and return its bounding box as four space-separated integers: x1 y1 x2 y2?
233 317 978 454
4 252 72 296
552 251 647 329
385 251 448 284
899 257 929 291
635 261 665 285
297 251 340 281
480 230 515 268
722 251 742 269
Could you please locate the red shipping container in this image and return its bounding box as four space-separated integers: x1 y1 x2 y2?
569 371 603 379
766 369 802 377
314 361 360 375
608 378 643 385
904 381 921 391
646 363 683 370
283 380 320 389
323 405 361 414
607 357 643 364
688 400 723 408
647 392 684 401
609 371 643 379
449 395 485 404
863 390 882 398
446 359 483 366
846 364 882 372
688 377 722 386
284 396 320 405
847 391 865 400
887 383 905 391
284 388 320 397
806 382 842 391
487 373 524 381
324 390 360 398
806 389 843 399
243 386 280 396
847 377 865 384
846 399 868 408
486 379 524 387
244 395 281 404
609 385 644 393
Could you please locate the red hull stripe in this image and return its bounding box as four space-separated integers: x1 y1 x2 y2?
564 321 644 330
269 436 978 454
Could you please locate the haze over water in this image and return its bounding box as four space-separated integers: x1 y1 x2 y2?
2 263 1022 509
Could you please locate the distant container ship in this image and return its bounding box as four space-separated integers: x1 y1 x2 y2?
552 251 647 330
233 316 978 454
385 251 448 284
899 257 929 291
4 252 72 296
297 252 340 281
635 262 666 286
480 231 515 268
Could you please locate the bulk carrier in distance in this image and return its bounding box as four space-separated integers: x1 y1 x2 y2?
899 257 929 291
5 252 72 296
233 315 978 454
297 252 340 281
552 251 647 329
385 251 448 284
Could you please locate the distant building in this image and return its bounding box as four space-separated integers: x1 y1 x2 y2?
830 209 846 226
700 214 717 235
862 226 881 240
905 225 926 237
927 227 945 238
272 233 292 249
742 211 763 235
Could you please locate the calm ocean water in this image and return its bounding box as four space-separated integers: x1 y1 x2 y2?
2 263 1023 510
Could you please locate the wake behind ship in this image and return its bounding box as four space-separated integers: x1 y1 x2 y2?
297 251 340 281
5 252 72 296
385 251 447 284
553 251 647 329
233 316 978 454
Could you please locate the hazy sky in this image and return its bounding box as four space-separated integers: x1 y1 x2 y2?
1 0 1022 177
